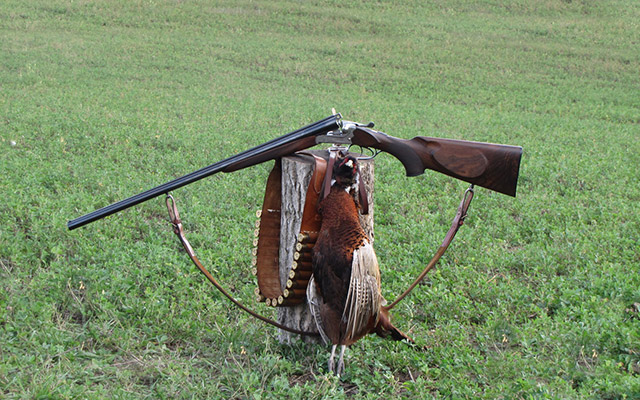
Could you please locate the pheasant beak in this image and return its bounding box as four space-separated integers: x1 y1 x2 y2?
345 159 354 168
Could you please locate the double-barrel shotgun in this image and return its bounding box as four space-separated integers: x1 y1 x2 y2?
67 113 522 230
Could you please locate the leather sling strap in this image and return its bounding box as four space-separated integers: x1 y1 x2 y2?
384 185 475 311
165 179 473 333
165 194 320 337
321 149 338 202
296 152 327 232
357 172 369 215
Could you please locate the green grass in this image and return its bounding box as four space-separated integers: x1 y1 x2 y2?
1 0 639 398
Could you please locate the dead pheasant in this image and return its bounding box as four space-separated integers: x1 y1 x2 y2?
307 153 412 375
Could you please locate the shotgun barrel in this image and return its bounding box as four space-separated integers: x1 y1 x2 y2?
68 115 341 230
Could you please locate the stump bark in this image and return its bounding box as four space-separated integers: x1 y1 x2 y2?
276 150 375 344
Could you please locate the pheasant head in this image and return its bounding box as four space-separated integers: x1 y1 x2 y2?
333 154 359 189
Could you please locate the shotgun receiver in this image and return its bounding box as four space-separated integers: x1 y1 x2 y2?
68 113 522 230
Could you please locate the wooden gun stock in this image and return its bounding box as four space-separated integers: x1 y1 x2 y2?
352 127 522 197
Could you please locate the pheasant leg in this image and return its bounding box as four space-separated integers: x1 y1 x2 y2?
328 344 337 373
336 345 347 376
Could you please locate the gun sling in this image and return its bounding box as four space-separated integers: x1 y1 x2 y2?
165 151 474 336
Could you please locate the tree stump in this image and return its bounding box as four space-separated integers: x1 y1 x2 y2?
276 150 375 344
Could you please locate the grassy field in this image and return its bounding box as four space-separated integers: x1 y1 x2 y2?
1 0 639 398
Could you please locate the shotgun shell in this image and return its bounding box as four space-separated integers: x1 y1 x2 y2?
292 260 313 271
298 231 319 243
286 278 310 289
296 242 315 252
290 269 312 280
293 251 312 262
283 288 306 298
